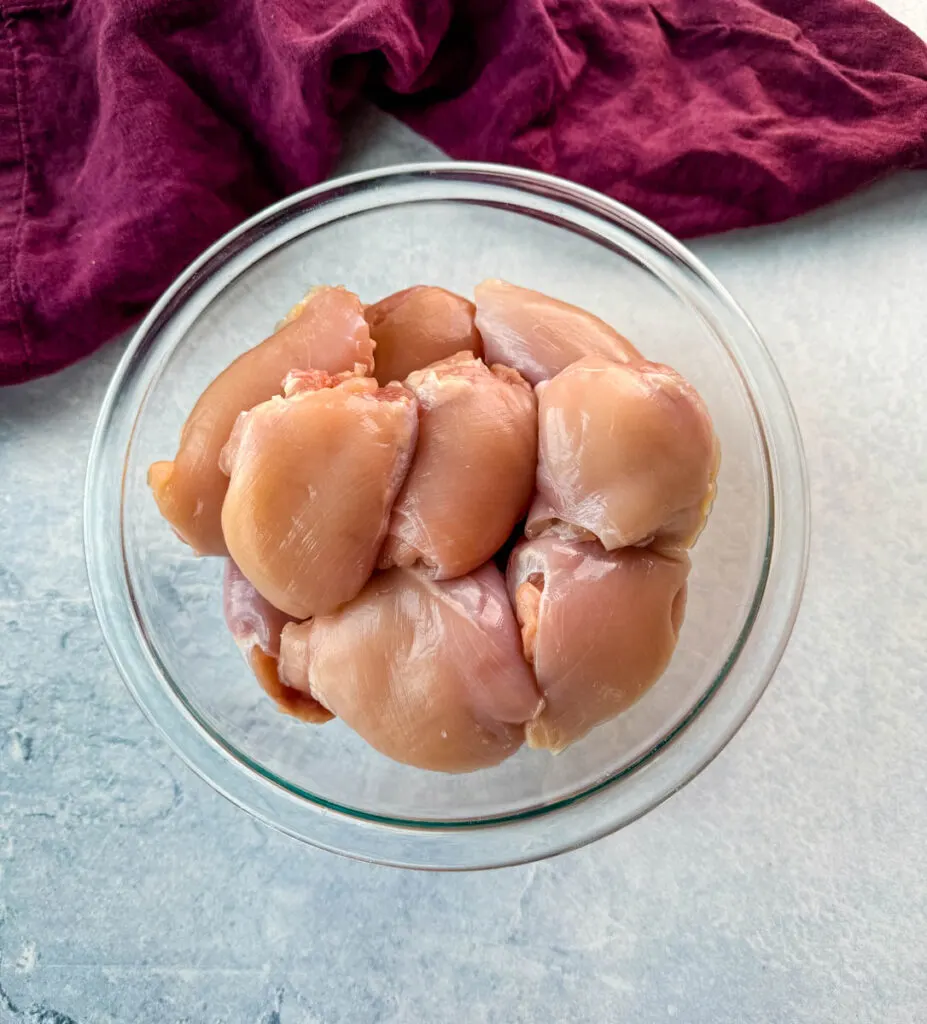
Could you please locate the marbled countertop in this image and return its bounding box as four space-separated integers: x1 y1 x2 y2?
2 3 926 1021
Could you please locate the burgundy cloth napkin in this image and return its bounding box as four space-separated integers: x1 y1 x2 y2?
1 0 925 385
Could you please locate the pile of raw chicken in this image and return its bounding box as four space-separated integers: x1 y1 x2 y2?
149 281 718 773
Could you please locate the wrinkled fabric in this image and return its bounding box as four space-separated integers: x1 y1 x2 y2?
0 0 925 385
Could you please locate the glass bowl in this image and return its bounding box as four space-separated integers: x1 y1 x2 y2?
84 163 809 870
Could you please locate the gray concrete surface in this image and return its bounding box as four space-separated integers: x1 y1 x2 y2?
2 2 926 1021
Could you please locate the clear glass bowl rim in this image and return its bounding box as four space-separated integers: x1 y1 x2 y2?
84 161 810 870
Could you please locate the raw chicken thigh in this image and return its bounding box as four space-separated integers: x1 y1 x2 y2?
222 561 332 723
473 279 641 386
508 536 690 752
150 275 722 775
365 285 483 386
530 356 719 551
379 353 537 579
278 563 544 772
148 286 374 555
220 369 418 619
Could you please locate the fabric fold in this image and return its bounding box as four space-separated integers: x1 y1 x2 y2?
0 0 925 385
0 11 28 382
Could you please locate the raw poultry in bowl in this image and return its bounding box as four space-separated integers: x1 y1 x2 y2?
148 279 718 774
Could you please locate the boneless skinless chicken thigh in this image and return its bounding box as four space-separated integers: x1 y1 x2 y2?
148 286 374 555
220 368 418 619
508 536 689 752
222 561 332 723
365 285 483 386
278 563 544 772
379 353 537 579
149 277 719 771
529 355 719 551
474 279 641 385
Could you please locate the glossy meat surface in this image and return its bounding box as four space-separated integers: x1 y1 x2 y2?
222 560 331 722
379 354 537 579
278 563 543 772
365 285 483 386
220 370 418 619
530 356 719 550
508 536 689 752
473 279 641 386
148 286 373 555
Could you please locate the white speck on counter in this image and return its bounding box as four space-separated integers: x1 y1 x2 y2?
7 729 30 763
14 941 37 973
